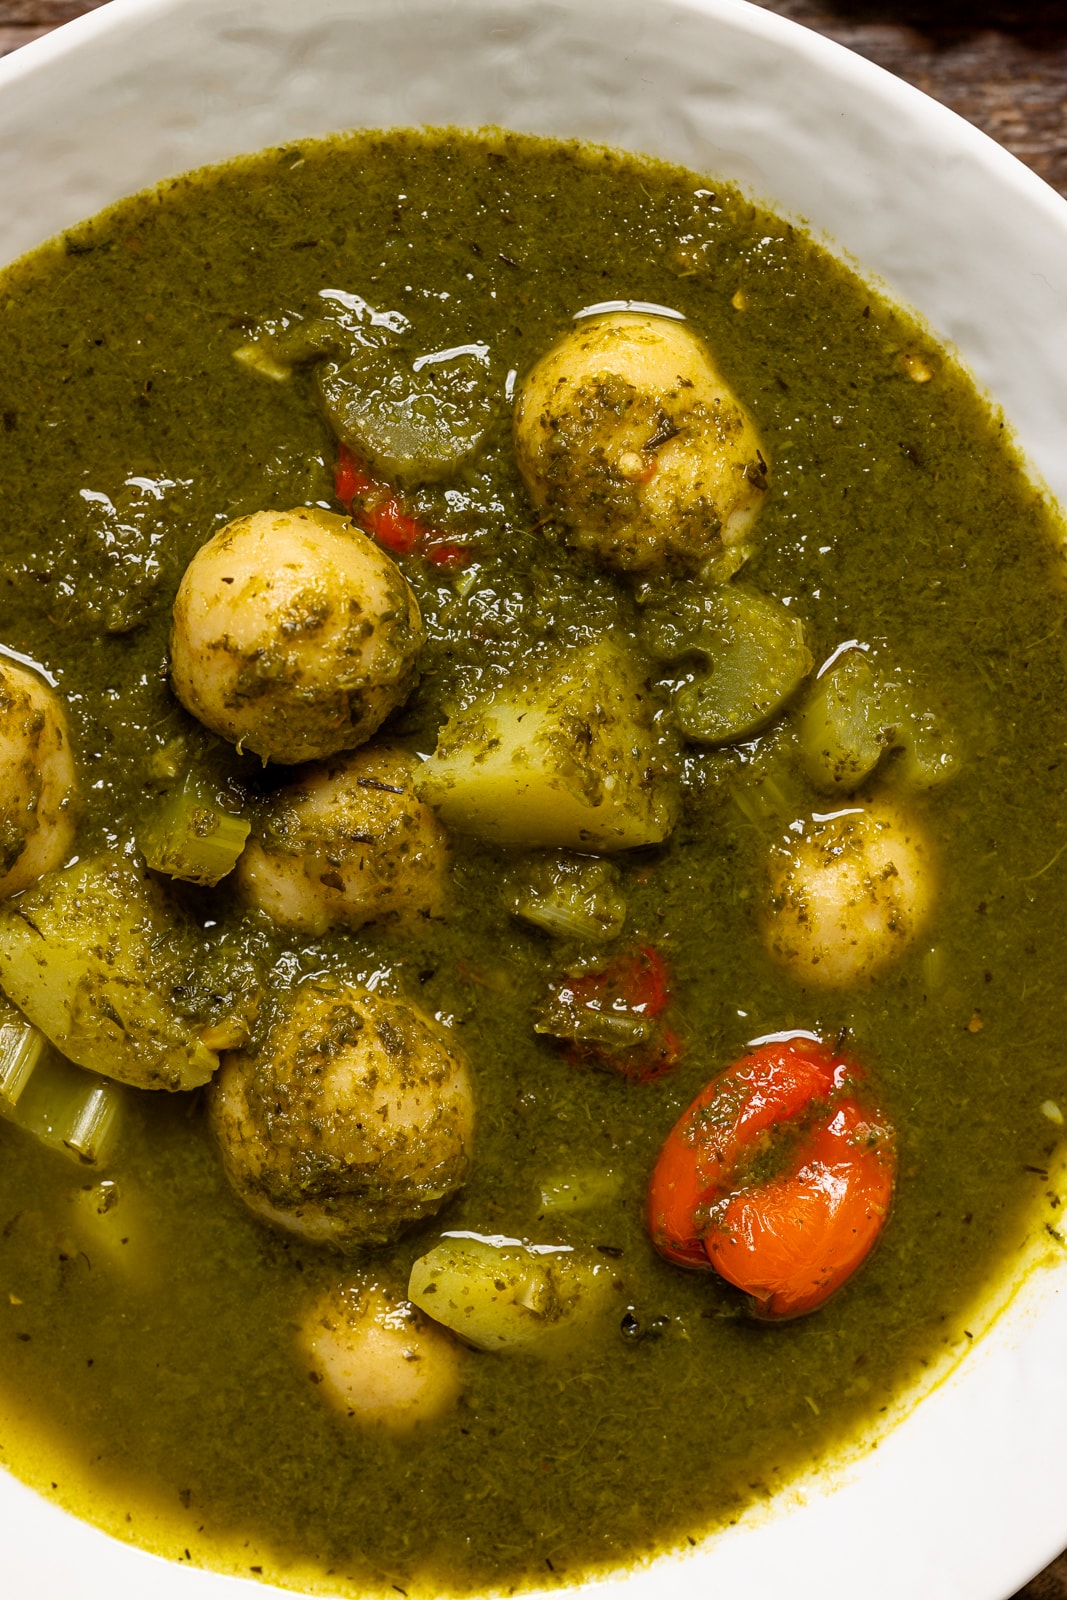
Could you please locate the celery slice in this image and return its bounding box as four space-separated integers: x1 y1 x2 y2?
508 853 626 944
139 772 250 887
0 1000 46 1109
0 999 122 1166
642 583 812 746
539 1169 622 1213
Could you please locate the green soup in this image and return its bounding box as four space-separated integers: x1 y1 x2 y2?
0 129 1064 1596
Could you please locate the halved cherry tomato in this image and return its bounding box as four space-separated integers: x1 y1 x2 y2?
647 1036 895 1316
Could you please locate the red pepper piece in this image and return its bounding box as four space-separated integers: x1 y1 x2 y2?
334 442 376 506
359 494 424 555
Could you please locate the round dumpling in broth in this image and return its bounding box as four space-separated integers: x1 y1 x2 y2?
170 507 424 765
514 311 768 572
209 979 474 1250
764 804 933 987
238 743 448 936
0 659 76 899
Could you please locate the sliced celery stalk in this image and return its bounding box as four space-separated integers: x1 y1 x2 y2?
799 653 959 795
0 1000 47 1109
642 583 812 746
0 1003 122 1167
539 1169 622 1213
508 853 626 944
139 772 250 887
319 342 493 484
799 650 884 793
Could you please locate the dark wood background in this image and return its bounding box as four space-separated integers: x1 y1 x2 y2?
1 1 1065 1595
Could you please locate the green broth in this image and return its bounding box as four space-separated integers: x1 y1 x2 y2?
0 130 1065 1595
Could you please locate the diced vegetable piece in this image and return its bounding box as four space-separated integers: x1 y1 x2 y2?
798 649 959 794
232 341 292 383
408 1237 615 1352
0 998 123 1166
507 852 626 943
0 994 46 1107
415 642 678 851
539 1169 622 1213
319 343 494 484
0 856 218 1091
139 771 251 887
535 944 682 1080
798 650 884 793
642 582 812 745
878 680 959 789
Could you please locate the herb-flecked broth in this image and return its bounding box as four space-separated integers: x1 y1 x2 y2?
0 130 1065 1594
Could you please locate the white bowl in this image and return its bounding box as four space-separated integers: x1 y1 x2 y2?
2 3 1067 1598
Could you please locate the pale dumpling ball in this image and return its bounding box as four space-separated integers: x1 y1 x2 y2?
238 743 448 936
208 979 474 1250
298 1278 463 1433
0 659 76 898
765 804 933 987
514 311 768 572
170 508 424 765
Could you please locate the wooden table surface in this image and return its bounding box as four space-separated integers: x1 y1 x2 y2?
1 1 1065 1595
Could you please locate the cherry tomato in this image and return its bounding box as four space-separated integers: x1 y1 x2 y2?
647 1036 895 1316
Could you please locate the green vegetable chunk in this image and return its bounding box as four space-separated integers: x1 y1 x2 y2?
642 582 812 745
507 852 626 943
408 1237 615 1352
0 856 218 1091
139 771 250 887
798 650 885 793
415 641 678 851
319 342 494 483
538 1169 622 1213
0 994 122 1165
798 648 959 794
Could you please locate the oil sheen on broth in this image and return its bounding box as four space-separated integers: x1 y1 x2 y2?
0 130 1064 1596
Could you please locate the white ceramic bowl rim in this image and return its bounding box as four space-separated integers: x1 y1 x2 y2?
1 4 1067 1599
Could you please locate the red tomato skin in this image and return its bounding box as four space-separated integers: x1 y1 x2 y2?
703 1098 895 1318
647 1039 840 1268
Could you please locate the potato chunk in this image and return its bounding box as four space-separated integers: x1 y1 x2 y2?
514 311 768 572
0 660 76 899
0 856 217 1091
170 507 424 765
408 1237 615 1353
238 743 448 936
298 1278 463 1432
209 979 474 1250
765 805 933 986
415 642 678 851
